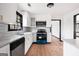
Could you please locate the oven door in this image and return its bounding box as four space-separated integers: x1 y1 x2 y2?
37 33 47 44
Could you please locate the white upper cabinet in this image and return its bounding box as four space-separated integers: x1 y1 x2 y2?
22 12 31 27
24 33 32 54
32 15 51 27
31 17 36 27
0 3 17 24
23 12 28 27
46 19 51 27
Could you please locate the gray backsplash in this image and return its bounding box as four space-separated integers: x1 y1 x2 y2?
0 22 8 32
0 22 18 40
23 27 31 32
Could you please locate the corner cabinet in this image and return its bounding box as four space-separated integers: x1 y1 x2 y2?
47 33 52 42
24 33 33 55
8 11 23 31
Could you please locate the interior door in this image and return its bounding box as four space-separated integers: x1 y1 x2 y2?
51 20 61 38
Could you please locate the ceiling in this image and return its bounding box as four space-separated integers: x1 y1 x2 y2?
18 3 79 16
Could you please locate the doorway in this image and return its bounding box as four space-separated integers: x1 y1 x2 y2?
51 19 61 41
74 14 79 39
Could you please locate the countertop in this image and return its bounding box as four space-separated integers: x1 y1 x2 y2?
0 32 33 48
24 32 32 34
64 39 79 49
64 39 75 46
0 31 51 48
0 35 24 48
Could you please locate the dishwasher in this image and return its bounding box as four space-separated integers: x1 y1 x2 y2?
10 37 25 56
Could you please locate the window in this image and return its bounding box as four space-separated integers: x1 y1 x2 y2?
8 11 23 31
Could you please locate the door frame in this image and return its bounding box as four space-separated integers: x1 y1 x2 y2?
51 19 62 42
73 13 79 39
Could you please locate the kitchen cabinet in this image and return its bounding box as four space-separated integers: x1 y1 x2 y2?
32 33 36 42
23 12 31 27
24 33 32 54
0 44 10 56
32 15 51 27
47 33 51 42
31 17 36 27
46 20 51 27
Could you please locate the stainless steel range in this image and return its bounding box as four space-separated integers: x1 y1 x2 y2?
37 29 47 44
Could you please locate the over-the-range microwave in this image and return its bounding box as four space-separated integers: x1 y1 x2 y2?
36 21 46 27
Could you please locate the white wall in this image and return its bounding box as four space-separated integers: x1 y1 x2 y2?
0 3 17 24
62 8 79 39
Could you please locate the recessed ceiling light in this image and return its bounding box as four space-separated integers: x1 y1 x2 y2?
27 3 31 7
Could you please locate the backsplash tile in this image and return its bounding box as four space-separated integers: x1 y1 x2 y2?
0 23 17 41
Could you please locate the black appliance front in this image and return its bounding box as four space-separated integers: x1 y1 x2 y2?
36 21 46 27
37 29 47 44
37 34 47 44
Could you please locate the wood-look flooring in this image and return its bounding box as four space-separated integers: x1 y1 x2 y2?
26 36 63 56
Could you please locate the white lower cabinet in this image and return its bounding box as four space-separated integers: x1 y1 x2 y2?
0 44 10 56
32 33 36 42
24 33 33 55
47 33 51 42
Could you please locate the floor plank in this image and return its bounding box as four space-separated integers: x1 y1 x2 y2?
26 36 63 56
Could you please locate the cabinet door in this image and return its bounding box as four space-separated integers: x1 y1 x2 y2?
47 33 51 42
25 37 29 54
24 33 32 54
28 34 33 46
0 44 10 56
32 33 36 42
31 18 36 26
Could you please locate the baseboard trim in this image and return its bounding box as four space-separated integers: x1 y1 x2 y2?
33 42 51 44
52 35 60 39
52 35 63 42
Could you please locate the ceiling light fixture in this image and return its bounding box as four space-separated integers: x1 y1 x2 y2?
27 3 31 7
47 3 54 8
